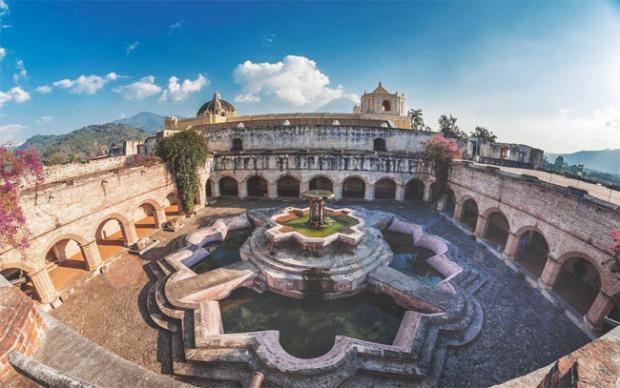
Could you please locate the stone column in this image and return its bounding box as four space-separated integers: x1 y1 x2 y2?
395 184 405 201
436 195 446 212
453 202 464 221
474 214 487 238
365 184 375 201
81 240 103 270
194 183 206 210
503 232 519 257
539 256 561 288
155 207 166 228
333 183 343 200
125 222 139 246
212 180 221 197
267 182 277 199
30 269 57 304
586 291 616 327
423 183 432 202
300 180 310 194
238 180 248 199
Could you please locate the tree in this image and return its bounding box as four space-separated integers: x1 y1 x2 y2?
0 146 44 249
408 108 425 131
438 114 466 138
470 126 497 143
156 131 208 216
423 135 462 206
553 156 565 172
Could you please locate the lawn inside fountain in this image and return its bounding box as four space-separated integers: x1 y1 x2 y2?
220 287 404 359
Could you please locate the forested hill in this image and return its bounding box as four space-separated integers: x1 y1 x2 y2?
18 123 150 165
548 149 620 176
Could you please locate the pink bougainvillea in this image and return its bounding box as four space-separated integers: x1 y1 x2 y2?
423 134 462 161
0 145 44 250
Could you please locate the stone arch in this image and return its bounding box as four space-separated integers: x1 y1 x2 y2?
231 138 243 151
460 197 479 231
247 175 268 198
134 200 161 238
277 175 300 198
375 178 396 200
94 216 130 261
219 176 239 197
374 138 387 152
553 254 602 315
483 209 510 251
44 234 92 292
514 226 550 278
309 175 333 193
342 177 366 199
405 179 425 201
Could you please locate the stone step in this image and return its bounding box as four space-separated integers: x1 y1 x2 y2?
154 279 186 322
146 282 175 332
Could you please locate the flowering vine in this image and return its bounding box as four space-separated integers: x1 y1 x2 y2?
0 145 44 250
423 134 461 206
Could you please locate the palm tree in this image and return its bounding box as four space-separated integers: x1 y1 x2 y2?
408 108 425 131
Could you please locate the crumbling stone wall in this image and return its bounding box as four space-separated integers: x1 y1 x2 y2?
448 162 620 327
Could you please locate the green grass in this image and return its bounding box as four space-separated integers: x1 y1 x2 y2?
279 214 357 237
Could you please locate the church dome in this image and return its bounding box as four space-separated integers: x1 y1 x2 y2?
197 91 236 117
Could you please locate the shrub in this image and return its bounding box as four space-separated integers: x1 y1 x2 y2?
155 131 208 215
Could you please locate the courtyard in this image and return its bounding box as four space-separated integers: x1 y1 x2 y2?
49 198 590 387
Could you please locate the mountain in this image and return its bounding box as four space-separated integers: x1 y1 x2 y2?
547 149 620 175
113 112 167 133
19 123 150 165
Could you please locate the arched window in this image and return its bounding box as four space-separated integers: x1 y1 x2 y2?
135 203 159 237
219 177 239 197
554 257 600 315
500 146 510 159
515 230 549 278
309 177 333 192
461 199 479 231
405 179 424 201
343 177 365 199
95 218 127 261
277 176 300 198
374 138 387 152
231 138 243 151
247 176 268 197
46 238 90 291
484 211 510 251
382 100 391 112
375 178 396 200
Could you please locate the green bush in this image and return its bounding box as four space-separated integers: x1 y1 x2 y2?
156 131 208 215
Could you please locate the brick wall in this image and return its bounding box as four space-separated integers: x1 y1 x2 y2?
0 285 47 384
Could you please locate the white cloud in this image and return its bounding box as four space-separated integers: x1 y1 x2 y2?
159 73 208 102
0 0 8 16
35 85 52 93
51 72 119 95
36 115 54 124
0 47 5 61
0 86 31 107
167 21 183 36
13 59 27 83
0 124 28 137
233 55 358 108
113 76 162 100
126 41 140 55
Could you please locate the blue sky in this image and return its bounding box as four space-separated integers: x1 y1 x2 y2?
1 1 620 153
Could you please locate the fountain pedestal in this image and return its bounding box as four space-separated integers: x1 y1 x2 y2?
303 190 334 228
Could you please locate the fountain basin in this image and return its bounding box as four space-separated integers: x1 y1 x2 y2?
266 207 364 253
